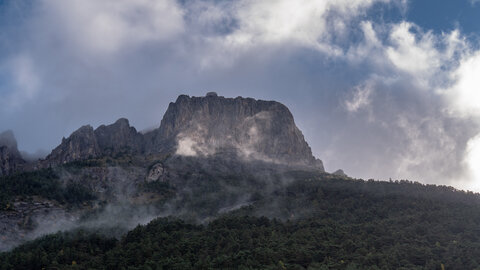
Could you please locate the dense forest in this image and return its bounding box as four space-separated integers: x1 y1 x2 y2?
0 168 96 210
2 168 480 269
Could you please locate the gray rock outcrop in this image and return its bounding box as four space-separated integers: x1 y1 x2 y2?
0 130 26 176
45 125 100 165
44 119 143 166
43 93 324 171
145 94 323 169
333 169 347 177
94 118 144 156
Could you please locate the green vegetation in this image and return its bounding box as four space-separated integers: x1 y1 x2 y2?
3 172 480 269
0 168 96 209
0 229 117 270
139 180 176 197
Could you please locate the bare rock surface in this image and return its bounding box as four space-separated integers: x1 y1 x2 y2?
0 130 26 176
44 119 143 166
42 94 324 170
145 94 324 170
146 163 166 182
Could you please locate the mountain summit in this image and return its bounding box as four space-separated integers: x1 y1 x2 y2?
44 118 144 166
146 93 322 168
40 93 323 170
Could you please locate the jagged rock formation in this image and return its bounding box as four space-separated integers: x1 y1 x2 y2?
333 169 347 177
44 119 143 166
145 94 323 169
44 94 323 170
146 163 166 182
0 131 26 176
45 125 100 166
94 118 144 156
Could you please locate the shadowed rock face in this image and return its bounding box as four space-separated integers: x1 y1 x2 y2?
95 118 144 156
145 94 323 169
45 125 100 165
45 119 143 166
0 131 26 176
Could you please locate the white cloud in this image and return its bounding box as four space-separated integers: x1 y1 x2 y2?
393 114 459 183
335 19 480 189
42 0 185 55
464 134 480 191
1 54 40 111
438 48 480 190
386 22 440 83
176 137 200 156
197 0 392 63
470 0 480 6
351 21 382 56
11 55 40 99
345 80 374 113
444 51 480 119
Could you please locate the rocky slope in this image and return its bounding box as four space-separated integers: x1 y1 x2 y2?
0 131 25 176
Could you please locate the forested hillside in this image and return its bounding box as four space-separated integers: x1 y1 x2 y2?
2 172 480 269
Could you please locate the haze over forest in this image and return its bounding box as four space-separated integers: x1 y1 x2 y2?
1 0 480 191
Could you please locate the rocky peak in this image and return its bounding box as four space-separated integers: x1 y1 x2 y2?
0 130 20 156
0 130 26 176
42 94 324 171
146 93 323 170
94 118 144 155
44 118 146 166
45 125 100 165
333 169 347 177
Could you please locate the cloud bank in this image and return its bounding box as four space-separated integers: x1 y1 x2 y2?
1 0 480 190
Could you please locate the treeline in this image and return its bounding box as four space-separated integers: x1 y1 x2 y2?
2 212 480 269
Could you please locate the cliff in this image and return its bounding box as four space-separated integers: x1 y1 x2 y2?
44 119 143 166
145 93 323 169
42 93 323 170
0 131 26 176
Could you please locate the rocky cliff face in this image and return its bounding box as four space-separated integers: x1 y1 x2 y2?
94 118 144 156
145 93 323 169
45 125 100 165
43 94 323 170
45 119 143 166
0 131 26 176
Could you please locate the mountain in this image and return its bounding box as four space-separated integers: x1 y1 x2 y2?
3 93 480 269
1 93 325 250
43 93 323 170
145 93 322 169
0 130 25 176
94 118 144 156
43 118 143 166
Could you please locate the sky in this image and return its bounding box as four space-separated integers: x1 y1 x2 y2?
1 0 480 191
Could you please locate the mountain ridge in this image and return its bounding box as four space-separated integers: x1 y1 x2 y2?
34 93 323 171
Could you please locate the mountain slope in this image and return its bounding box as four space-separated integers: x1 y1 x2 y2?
2 93 478 269
2 173 480 269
